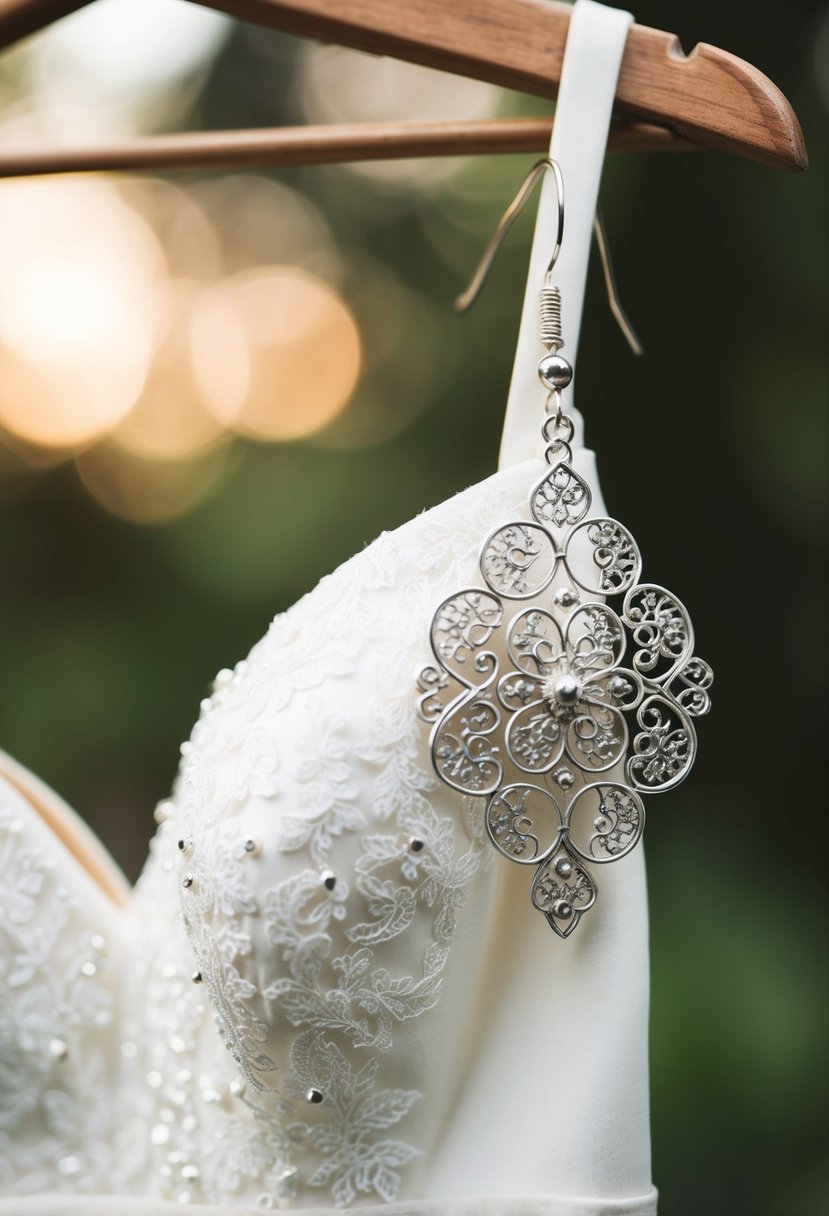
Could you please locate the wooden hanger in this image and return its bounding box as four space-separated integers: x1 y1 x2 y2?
0 0 807 176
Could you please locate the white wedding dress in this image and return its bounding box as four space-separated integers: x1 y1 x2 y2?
0 4 658 1212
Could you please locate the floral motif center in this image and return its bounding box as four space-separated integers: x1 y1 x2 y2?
541 668 583 717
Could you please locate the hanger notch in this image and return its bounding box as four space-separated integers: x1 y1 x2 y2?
0 0 807 174
197 0 806 172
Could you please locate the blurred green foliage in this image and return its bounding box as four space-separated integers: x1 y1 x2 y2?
0 2 827 1212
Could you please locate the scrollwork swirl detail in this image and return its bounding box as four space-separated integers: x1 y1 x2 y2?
416 447 712 938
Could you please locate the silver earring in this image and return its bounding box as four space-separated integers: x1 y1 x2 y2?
416 159 712 939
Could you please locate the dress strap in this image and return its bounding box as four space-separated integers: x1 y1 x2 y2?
498 0 633 470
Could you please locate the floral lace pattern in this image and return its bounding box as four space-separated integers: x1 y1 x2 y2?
0 797 117 1194
0 465 546 1209
165 473 522 1207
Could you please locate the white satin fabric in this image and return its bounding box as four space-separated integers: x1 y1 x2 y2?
0 3 655 1212
501 0 634 466
5 1197 656 1216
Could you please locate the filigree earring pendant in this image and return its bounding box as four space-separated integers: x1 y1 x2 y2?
416 159 712 938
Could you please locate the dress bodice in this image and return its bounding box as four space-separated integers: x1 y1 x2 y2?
1 455 654 1213
0 4 658 1212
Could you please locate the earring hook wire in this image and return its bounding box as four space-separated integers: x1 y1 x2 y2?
454 156 643 356
592 203 643 356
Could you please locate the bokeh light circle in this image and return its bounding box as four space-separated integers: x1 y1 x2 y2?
76 440 233 525
301 45 500 185
109 280 228 461
0 178 164 449
191 267 361 442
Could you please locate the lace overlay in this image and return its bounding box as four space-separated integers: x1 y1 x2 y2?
0 794 118 1194
160 470 523 1207
0 3 662 1203
0 460 655 1211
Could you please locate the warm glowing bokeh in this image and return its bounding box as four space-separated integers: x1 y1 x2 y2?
109 280 227 461
189 176 335 278
0 169 363 512
191 268 362 442
27 0 230 139
0 170 361 473
300 44 500 184
0 8 382 519
0 179 163 449
76 440 233 525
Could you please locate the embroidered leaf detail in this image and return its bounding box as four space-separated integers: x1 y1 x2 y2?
355 834 405 873
346 878 416 945
356 1087 420 1131
279 816 315 853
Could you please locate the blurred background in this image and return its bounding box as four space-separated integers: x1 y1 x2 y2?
0 0 826 1212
